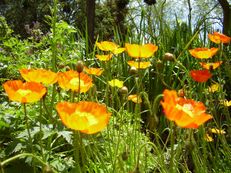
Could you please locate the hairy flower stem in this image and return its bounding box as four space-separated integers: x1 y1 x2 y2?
23 104 33 153
23 104 36 173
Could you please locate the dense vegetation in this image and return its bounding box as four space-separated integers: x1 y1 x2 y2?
0 0 230 173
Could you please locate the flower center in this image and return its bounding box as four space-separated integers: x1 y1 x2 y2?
176 103 194 117
74 111 98 126
70 78 84 86
17 89 32 97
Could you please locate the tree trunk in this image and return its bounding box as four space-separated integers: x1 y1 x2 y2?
86 0 96 52
218 0 231 36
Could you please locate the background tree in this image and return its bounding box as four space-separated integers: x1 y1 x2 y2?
218 0 231 35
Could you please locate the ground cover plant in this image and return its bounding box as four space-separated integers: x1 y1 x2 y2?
0 0 231 173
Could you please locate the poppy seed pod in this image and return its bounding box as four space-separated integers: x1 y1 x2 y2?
76 60 84 73
163 52 175 61
129 66 138 75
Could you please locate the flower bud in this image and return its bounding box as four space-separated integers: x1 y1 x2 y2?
163 52 175 61
119 86 128 96
76 60 84 73
129 66 138 75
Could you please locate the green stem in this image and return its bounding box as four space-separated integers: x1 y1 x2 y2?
39 100 44 159
170 121 175 173
73 131 82 172
23 104 36 173
23 104 33 153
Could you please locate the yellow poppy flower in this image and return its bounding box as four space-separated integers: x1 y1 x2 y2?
20 68 58 85
189 47 219 59
84 66 104 76
96 54 113 61
108 79 124 88
209 128 226 134
204 133 213 142
199 61 223 70
125 43 158 58
56 101 111 134
128 94 142 104
127 61 151 69
208 83 220 93
96 41 125 54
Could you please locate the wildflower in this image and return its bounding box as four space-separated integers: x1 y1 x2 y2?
84 66 104 76
161 89 212 128
96 41 125 54
58 70 93 93
189 48 219 59
127 61 151 69
128 94 142 104
125 43 158 58
108 79 124 88
205 133 213 142
222 100 231 107
208 32 231 44
209 128 226 134
96 54 113 61
20 69 58 85
199 61 223 70
208 83 220 93
3 80 46 103
56 101 111 134
190 70 212 82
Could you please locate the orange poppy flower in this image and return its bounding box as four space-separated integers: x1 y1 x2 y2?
190 70 212 82
96 41 125 54
208 32 231 44
199 61 223 70
125 43 158 58
3 80 46 103
127 61 151 69
20 68 58 85
161 89 212 128
58 70 93 93
84 66 104 76
189 47 219 59
96 54 113 61
56 101 111 134
128 94 142 104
